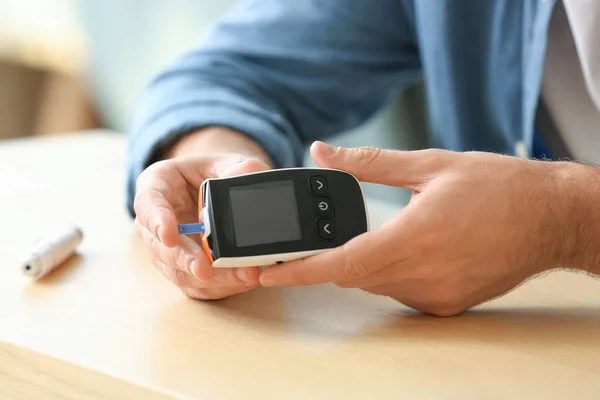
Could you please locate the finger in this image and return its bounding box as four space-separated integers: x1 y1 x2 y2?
153 254 260 290
133 167 180 248
156 259 259 289
136 218 211 279
152 259 208 289
181 284 259 301
310 141 452 190
212 265 262 286
140 217 262 285
334 259 420 289
208 158 267 284
259 224 402 287
218 158 271 177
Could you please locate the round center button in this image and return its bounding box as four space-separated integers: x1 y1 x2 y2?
314 197 333 217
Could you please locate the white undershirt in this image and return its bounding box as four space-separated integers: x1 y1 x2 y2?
541 0 600 164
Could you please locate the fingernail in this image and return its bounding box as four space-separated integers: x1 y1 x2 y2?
315 141 335 156
259 273 276 287
235 268 253 284
157 226 165 242
222 160 247 177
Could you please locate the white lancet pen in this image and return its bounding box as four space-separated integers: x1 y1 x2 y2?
20 226 84 279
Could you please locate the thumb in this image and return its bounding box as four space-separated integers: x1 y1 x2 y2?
310 141 445 189
219 158 272 178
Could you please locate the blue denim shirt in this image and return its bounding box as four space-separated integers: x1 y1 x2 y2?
127 0 556 215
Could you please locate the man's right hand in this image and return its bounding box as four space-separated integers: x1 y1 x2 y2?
133 128 274 300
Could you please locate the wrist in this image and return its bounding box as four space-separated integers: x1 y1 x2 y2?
162 127 274 167
545 161 600 273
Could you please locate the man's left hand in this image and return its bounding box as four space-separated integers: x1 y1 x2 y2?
259 142 582 316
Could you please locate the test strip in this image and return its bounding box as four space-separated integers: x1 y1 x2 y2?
178 223 204 235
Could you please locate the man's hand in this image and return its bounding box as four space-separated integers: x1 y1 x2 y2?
259 142 593 316
134 127 273 300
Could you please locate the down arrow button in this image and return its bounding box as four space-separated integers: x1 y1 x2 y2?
318 219 335 240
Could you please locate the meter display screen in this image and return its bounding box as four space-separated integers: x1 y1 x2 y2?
229 180 302 247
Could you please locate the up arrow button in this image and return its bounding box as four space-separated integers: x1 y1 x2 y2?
310 176 328 194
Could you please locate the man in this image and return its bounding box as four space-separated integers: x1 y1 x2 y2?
128 0 600 316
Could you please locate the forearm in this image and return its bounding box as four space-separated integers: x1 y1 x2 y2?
126 0 416 216
552 161 600 274
161 127 274 167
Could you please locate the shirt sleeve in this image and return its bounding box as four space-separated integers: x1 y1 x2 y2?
126 0 421 216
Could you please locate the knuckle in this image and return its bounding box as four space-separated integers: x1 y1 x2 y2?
241 158 269 172
176 252 193 274
134 167 159 198
148 238 168 265
418 148 453 171
352 146 382 168
132 190 144 214
164 267 188 287
420 148 446 158
231 268 250 285
146 233 159 255
144 159 170 176
134 173 147 196
228 268 244 285
341 249 370 281
133 188 151 215
212 269 239 285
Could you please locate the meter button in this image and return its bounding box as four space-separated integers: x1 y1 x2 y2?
318 219 335 240
314 197 333 217
310 176 328 195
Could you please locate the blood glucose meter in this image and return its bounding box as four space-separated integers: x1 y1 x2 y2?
178 168 369 268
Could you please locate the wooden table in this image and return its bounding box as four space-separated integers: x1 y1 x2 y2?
1 131 600 399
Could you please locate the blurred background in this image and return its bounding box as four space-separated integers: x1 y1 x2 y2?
0 0 428 205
